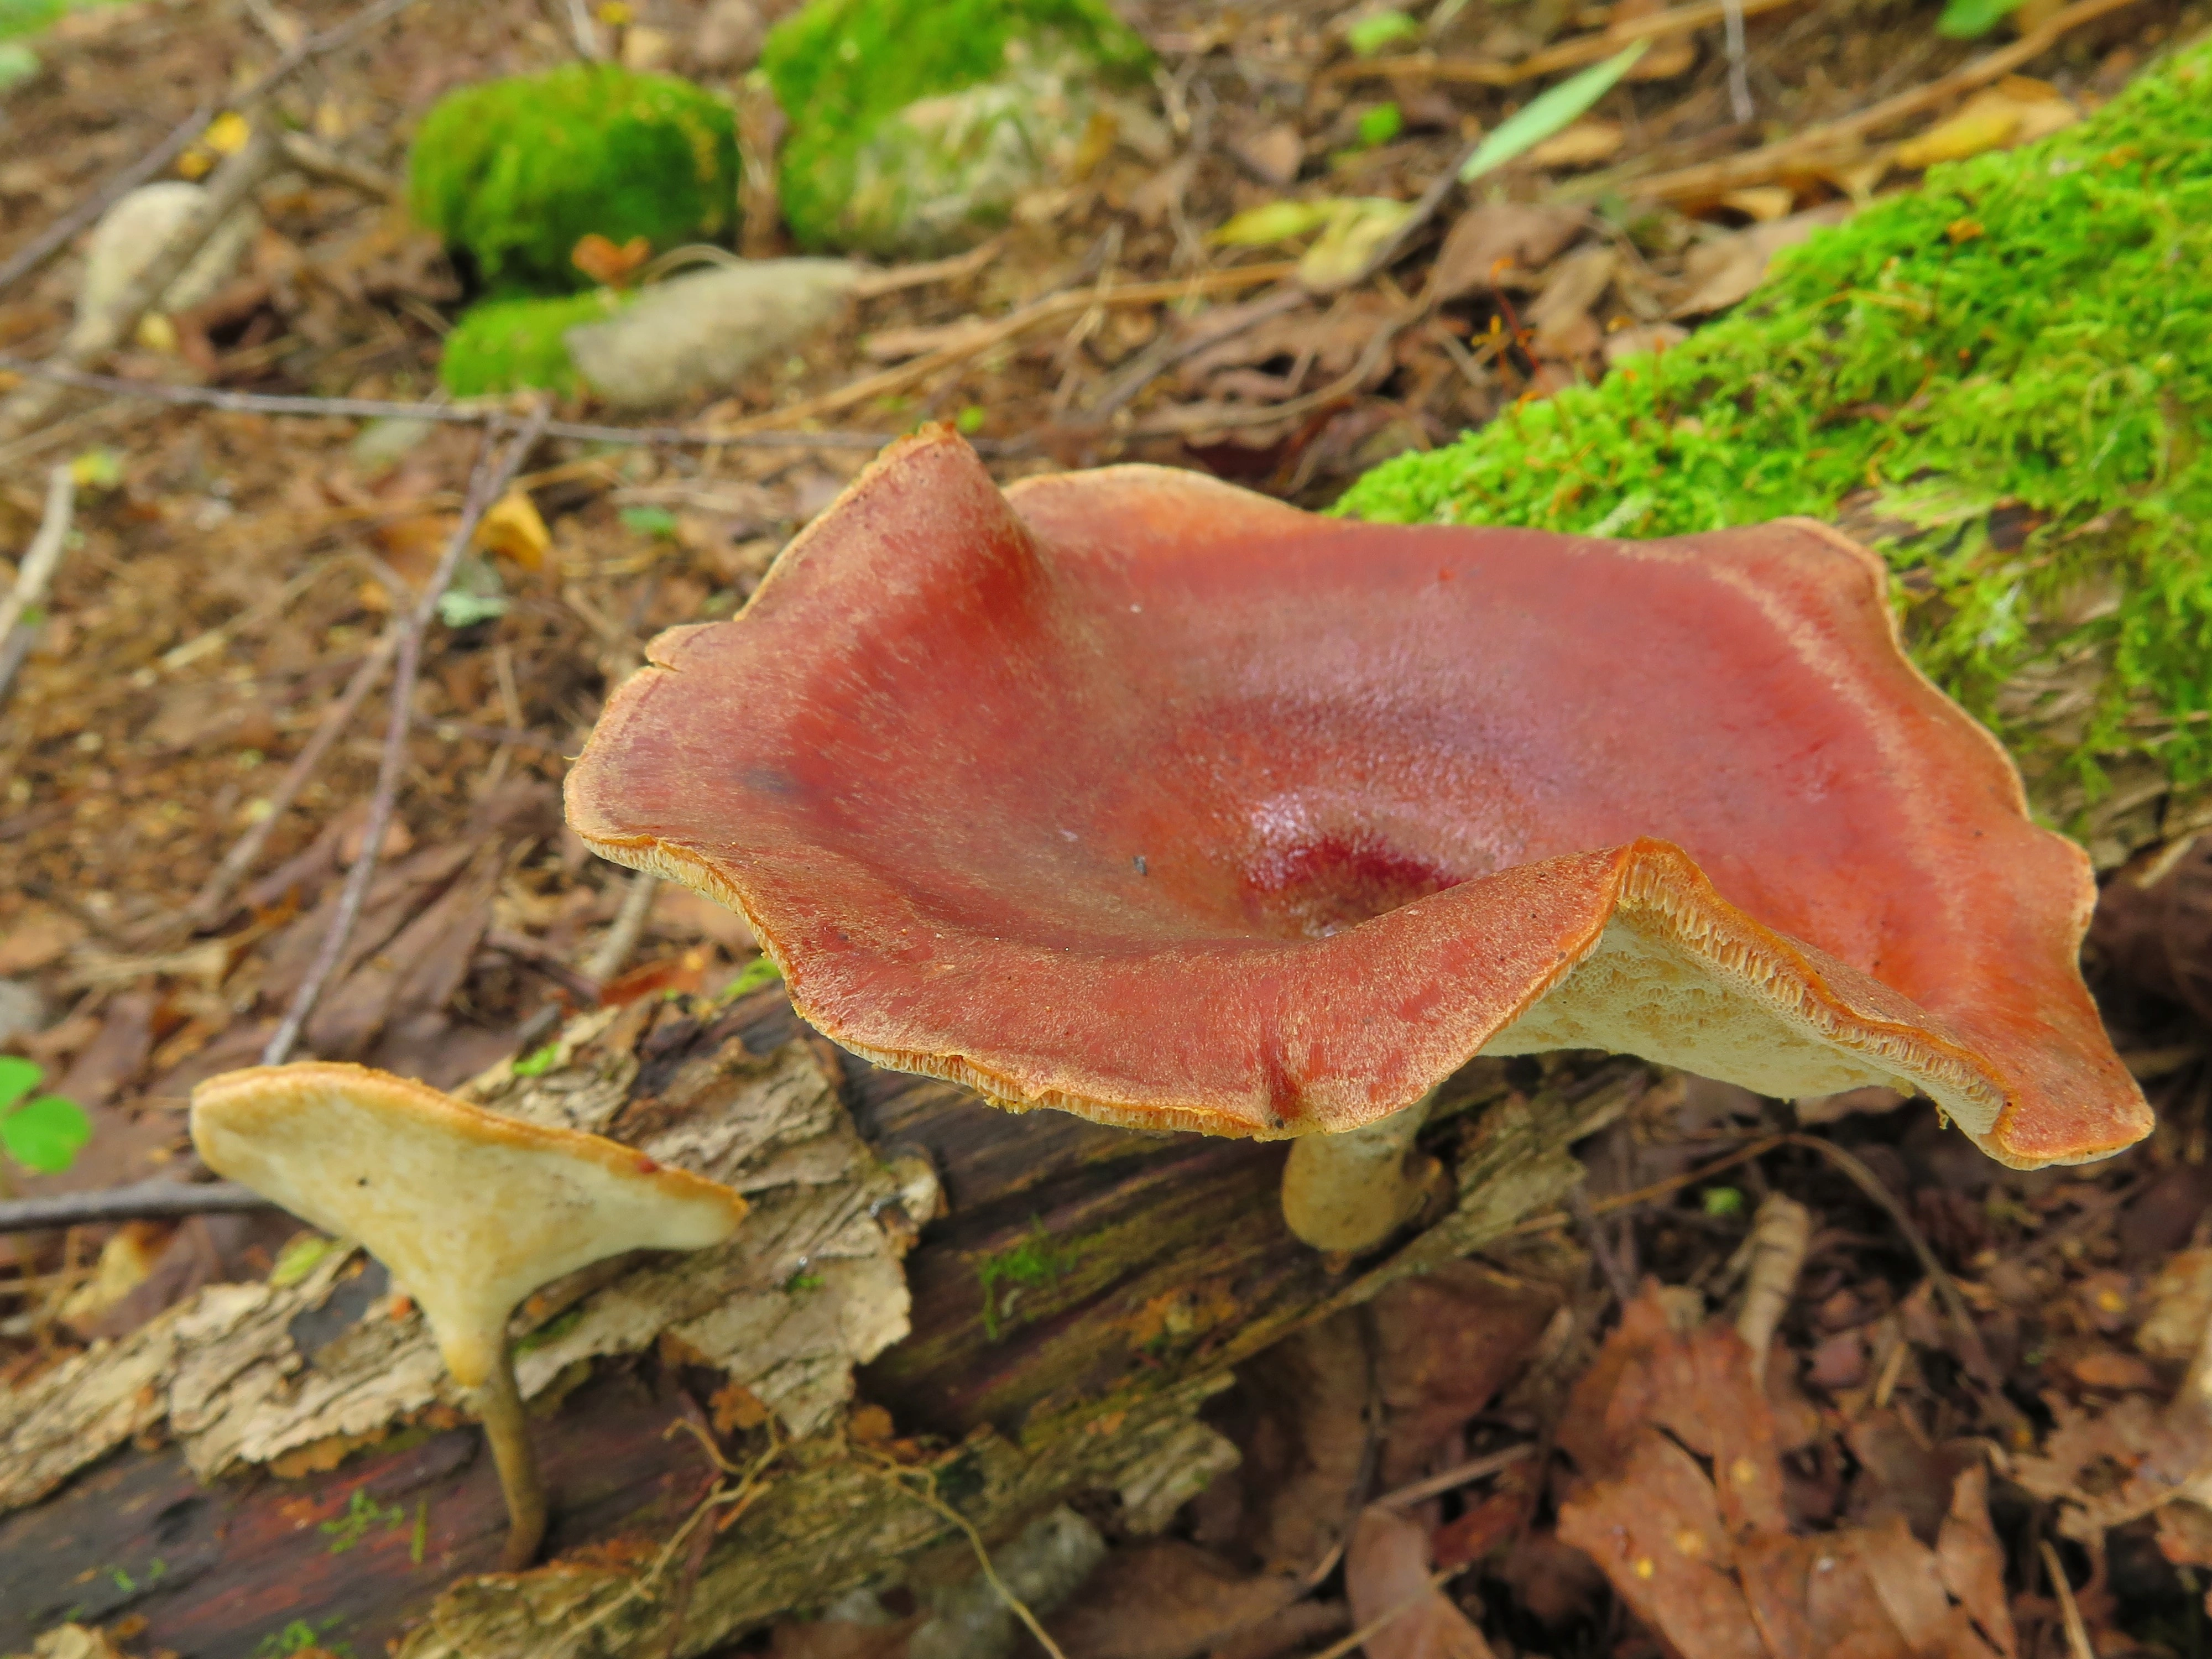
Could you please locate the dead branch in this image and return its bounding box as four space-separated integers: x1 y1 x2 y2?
1585 0 2142 202
260 405 551 1066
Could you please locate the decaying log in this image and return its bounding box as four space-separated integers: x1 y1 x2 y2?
0 985 1633 1657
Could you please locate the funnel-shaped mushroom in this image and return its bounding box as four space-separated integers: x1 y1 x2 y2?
190 1061 748 1567
566 429 2148 1253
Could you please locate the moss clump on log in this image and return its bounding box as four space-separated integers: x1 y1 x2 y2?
761 0 1154 254
1338 41 2212 863
438 289 632 397
408 64 739 296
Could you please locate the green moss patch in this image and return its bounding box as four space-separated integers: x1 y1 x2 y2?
439 289 631 397
1339 43 2212 848
762 0 1154 254
409 64 739 296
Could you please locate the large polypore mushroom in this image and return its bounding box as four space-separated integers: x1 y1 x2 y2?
566 429 2150 1254
191 1062 748 1567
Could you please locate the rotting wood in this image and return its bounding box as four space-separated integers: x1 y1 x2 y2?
0 985 1632 1657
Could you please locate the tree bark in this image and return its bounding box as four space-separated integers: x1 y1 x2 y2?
0 987 1635 1659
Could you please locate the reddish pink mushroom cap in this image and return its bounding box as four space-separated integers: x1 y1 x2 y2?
566 429 2150 1169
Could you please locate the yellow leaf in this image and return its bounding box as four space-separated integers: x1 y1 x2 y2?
1896 105 2020 169
202 111 251 155
1211 199 1343 247
1297 197 1416 291
475 488 551 570
176 148 215 181
134 313 179 353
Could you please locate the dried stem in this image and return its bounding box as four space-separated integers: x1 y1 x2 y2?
478 1347 549 1572
260 405 550 1067
0 465 77 708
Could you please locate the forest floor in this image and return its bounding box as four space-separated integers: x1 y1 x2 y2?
3 0 2212 1656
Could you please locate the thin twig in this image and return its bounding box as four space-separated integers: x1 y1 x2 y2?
0 1178 270 1234
181 629 399 931
1334 0 1799 84
863 1458 1072 1659
1585 0 2141 201
1085 286 1311 418
2039 1540 2097 1659
260 405 550 1067
1569 1182 1637 1305
1308 1563 1468 1659
0 465 76 708
0 125 283 442
584 871 661 985
1375 1443 1536 1510
1722 0 1755 124
1780 1133 1996 1383
717 263 1300 435
0 106 213 298
0 357 936 452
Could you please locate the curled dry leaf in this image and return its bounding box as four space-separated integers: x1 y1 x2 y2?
1048 1540 1301 1659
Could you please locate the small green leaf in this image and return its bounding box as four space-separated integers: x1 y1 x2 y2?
512 1042 562 1077
1356 102 1405 147
618 504 680 538
1297 197 1418 290
1 1093 91 1174
435 588 509 628
270 1233 340 1288
0 1055 40 1113
1936 0 2023 36
954 404 988 436
1701 1186 1745 1217
1460 41 1649 184
68 447 124 489
719 954 785 1001
1346 9 1419 55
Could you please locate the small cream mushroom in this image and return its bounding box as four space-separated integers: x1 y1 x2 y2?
190 1061 749 1570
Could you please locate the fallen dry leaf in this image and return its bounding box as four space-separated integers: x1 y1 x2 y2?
1346 1504 1495 1659
1050 1540 1301 1659
1895 80 2080 170
1372 1260 1558 1486
1427 202 1583 302
1230 123 1306 187
1557 1286 2013 1659
474 486 551 570
1672 203 1853 317
1528 119 1624 169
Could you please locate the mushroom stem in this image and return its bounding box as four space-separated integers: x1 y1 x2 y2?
477 1348 547 1572
1280 1091 1442 1253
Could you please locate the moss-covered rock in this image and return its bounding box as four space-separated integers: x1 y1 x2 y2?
1338 43 2212 865
762 0 1154 257
438 289 632 398
408 64 740 296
